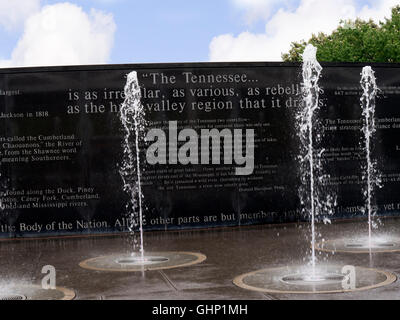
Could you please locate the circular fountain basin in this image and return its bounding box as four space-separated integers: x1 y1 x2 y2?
233 265 396 294
315 237 400 253
0 284 75 300
79 251 206 272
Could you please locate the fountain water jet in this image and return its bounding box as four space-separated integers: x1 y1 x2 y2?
296 44 338 279
360 66 381 248
314 67 400 254
298 44 322 271
120 71 146 262
281 44 340 283
79 71 207 272
232 46 390 293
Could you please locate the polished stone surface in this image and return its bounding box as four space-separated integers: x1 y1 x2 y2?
1 217 400 300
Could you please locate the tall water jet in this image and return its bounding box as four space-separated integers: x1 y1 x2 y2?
80 71 207 271
360 66 381 247
297 44 323 271
233 46 396 293
120 71 146 261
313 68 400 254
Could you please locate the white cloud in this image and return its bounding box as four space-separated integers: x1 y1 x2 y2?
0 59 12 68
0 0 41 31
210 0 399 62
209 32 274 62
89 0 122 3
0 2 116 67
232 0 288 24
359 0 399 22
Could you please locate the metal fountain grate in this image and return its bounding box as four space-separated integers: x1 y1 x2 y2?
377 243 395 247
0 294 27 301
281 274 346 282
345 243 395 248
117 256 169 265
280 273 347 285
346 244 363 248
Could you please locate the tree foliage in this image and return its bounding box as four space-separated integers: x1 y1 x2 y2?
282 6 400 62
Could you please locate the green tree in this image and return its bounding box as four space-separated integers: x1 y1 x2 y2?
282 6 400 62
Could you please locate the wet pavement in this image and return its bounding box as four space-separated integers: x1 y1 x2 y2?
1 217 400 300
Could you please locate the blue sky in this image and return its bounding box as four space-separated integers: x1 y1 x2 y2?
0 0 397 67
